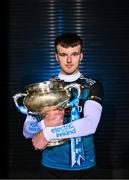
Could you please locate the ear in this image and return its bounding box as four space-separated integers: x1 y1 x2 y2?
55 53 59 62
80 52 83 62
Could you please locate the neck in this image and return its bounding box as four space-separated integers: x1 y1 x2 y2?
58 71 81 82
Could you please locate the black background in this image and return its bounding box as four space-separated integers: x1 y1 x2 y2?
1 0 129 178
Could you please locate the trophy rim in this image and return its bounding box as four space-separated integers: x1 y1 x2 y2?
25 79 65 89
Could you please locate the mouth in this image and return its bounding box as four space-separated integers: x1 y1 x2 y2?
65 65 73 69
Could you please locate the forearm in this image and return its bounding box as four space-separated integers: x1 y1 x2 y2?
23 109 63 139
43 100 102 141
23 115 45 138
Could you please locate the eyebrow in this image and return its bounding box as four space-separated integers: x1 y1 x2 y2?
57 51 81 55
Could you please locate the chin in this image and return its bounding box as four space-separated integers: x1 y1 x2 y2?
65 71 76 75
62 67 77 75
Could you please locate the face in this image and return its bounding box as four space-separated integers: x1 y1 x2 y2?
55 44 83 75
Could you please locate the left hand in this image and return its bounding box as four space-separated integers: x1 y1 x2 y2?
32 131 48 150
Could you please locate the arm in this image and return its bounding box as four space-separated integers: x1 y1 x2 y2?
32 100 102 150
43 100 102 141
23 109 64 139
23 115 45 139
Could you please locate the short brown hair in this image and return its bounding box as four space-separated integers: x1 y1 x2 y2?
55 33 83 53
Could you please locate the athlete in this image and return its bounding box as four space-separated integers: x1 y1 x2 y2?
23 33 104 179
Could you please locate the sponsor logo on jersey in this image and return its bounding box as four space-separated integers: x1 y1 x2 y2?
51 123 76 137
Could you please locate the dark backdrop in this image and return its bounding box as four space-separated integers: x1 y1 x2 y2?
1 0 129 178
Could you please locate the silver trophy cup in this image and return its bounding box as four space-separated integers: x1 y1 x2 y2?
13 80 81 147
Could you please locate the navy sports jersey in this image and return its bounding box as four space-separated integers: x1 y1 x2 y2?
41 73 103 170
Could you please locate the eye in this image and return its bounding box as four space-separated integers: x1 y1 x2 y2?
59 53 67 57
72 52 79 56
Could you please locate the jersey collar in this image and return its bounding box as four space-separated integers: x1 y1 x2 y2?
58 71 81 82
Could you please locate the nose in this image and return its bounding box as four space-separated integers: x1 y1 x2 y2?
67 55 72 63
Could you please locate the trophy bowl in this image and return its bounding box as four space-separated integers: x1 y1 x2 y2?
23 80 71 116
13 79 81 147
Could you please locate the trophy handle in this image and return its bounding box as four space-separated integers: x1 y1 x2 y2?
54 83 81 110
13 93 28 115
64 83 81 98
64 83 81 108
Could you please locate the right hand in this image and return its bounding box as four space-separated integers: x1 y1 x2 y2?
32 131 48 151
43 109 64 127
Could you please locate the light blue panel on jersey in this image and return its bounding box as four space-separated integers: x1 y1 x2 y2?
70 99 85 167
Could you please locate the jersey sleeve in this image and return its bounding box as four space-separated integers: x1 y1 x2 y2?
87 80 104 105
23 115 45 139
43 99 103 141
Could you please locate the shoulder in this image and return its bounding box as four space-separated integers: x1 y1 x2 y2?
80 74 103 88
80 74 104 103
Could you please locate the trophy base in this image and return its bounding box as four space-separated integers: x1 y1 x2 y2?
47 139 69 147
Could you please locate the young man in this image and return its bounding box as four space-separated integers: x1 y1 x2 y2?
23 33 104 179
